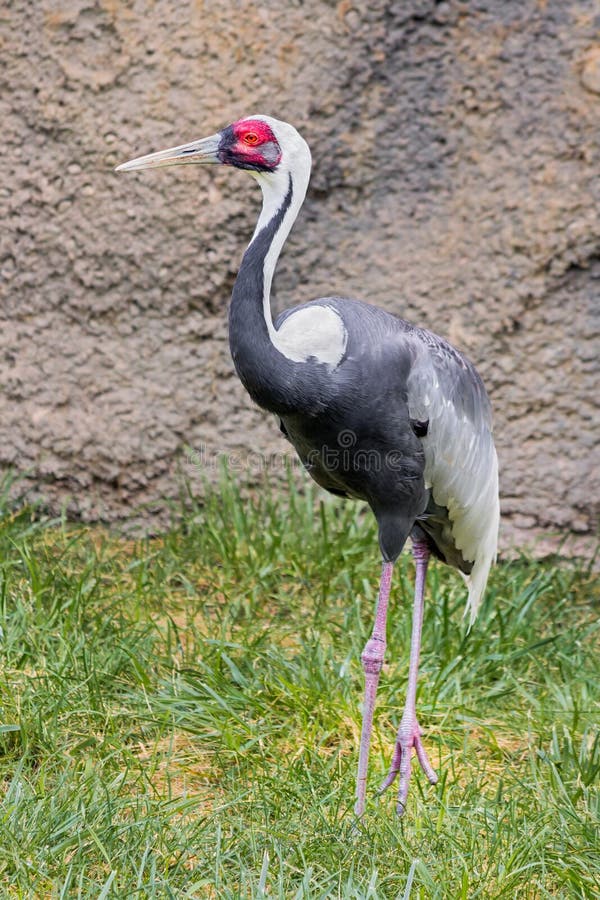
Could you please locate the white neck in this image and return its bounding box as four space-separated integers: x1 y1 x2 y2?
250 144 311 342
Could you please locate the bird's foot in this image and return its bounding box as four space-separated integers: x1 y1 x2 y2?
378 715 438 816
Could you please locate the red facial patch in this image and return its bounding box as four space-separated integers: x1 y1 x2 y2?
233 118 277 146
230 118 282 169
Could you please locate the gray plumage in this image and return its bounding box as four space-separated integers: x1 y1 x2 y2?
272 295 499 621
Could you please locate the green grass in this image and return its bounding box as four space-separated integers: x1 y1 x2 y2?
0 468 598 898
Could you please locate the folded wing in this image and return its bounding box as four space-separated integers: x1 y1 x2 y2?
407 329 500 622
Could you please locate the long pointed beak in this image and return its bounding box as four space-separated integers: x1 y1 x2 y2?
115 133 221 172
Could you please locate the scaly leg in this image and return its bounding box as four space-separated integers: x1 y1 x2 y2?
379 539 438 815
354 560 393 818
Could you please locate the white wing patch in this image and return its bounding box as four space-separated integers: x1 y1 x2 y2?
408 350 500 624
274 305 347 366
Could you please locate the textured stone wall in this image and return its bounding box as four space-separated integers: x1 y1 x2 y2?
1 0 599 552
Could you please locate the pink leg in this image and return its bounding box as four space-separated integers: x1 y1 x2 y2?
354 561 394 818
379 539 438 815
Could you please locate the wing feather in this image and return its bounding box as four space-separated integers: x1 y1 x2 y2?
407 330 499 623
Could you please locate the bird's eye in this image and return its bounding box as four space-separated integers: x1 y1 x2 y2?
244 132 259 145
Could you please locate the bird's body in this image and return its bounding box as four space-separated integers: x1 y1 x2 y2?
117 115 499 817
226 145 498 621
252 295 492 586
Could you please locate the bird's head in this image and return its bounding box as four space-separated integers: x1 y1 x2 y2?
115 115 310 179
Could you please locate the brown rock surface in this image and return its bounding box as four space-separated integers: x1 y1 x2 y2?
1 1 599 552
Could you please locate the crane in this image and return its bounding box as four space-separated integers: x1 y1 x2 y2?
116 115 500 818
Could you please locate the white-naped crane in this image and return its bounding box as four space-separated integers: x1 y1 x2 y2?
116 116 499 817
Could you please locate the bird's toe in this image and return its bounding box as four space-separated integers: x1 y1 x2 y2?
379 718 438 814
414 733 438 785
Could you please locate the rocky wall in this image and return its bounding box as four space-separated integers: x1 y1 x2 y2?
1 0 599 552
